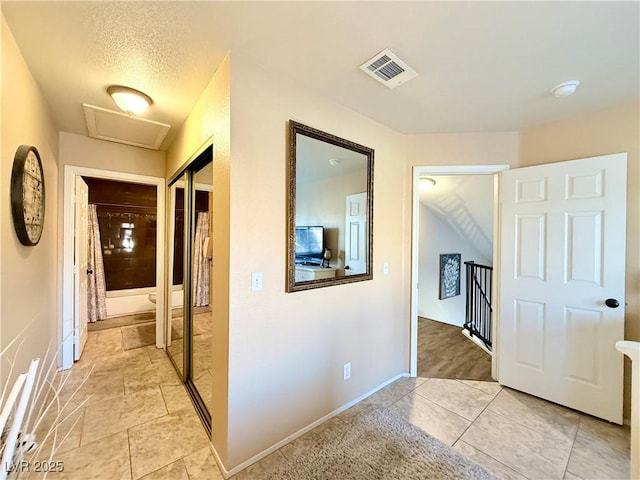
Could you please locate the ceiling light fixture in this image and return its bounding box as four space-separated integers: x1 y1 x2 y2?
551 80 580 98
419 177 436 191
107 85 153 115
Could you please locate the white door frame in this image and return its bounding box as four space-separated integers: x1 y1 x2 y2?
410 165 509 378
61 165 166 370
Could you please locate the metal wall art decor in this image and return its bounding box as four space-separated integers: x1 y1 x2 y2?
439 253 461 299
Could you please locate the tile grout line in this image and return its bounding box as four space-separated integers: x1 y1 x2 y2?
182 454 194 480
451 438 533 480
411 381 482 423
453 378 502 397
574 415 632 457
452 392 534 480
562 415 582 480
127 428 134 480
393 379 531 479
470 389 584 479
158 382 171 415
454 382 500 442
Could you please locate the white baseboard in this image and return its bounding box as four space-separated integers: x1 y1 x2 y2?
461 328 492 356
213 372 407 478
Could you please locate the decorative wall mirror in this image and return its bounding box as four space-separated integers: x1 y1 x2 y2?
288 121 374 292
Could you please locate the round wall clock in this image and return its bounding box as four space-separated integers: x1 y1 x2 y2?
11 145 45 246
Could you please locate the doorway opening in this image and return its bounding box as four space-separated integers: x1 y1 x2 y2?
410 165 508 380
61 166 166 370
82 177 159 352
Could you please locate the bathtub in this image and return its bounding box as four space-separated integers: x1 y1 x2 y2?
148 286 183 307
105 287 156 317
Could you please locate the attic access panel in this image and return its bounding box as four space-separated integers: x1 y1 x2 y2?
83 104 170 150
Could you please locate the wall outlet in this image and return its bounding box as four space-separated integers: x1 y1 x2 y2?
251 272 263 291
383 261 389 275
343 362 351 380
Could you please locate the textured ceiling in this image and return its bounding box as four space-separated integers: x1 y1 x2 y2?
2 1 639 150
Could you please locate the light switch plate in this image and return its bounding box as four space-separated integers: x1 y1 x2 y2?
251 272 263 291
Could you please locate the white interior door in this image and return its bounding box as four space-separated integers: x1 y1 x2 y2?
344 192 367 275
499 153 627 423
73 177 89 361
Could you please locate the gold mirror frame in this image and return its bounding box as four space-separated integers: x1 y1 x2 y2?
287 121 374 292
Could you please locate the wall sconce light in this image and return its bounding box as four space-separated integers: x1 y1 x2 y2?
107 85 153 115
419 177 436 191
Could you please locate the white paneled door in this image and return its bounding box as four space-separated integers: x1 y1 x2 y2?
345 192 367 275
499 153 627 423
73 177 89 361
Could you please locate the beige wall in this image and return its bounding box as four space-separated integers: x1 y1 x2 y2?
164 52 407 469
519 99 640 419
166 55 231 179
166 53 526 471
58 132 166 177
406 132 520 168
1 15 59 385
165 55 231 463
227 56 409 469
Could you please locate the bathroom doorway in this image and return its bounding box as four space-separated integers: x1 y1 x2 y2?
61 166 165 369
82 177 160 351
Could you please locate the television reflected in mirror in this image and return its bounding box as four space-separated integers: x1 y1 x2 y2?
287 121 374 292
295 226 324 266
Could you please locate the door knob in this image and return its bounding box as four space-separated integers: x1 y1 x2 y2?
87 269 93 275
605 298 620 308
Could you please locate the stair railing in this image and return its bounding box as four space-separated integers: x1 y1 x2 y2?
464 261 493 351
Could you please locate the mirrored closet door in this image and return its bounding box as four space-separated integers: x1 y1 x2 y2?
190 159 213 415
166 141 213 433
166 172 186 378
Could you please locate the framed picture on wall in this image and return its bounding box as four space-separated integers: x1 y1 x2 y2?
439 253 461 299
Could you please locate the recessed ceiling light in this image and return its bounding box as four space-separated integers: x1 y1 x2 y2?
107 85 153 115
419 177 436 191
551 80 580 98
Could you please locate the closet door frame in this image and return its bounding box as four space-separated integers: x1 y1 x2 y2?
166 138 213 435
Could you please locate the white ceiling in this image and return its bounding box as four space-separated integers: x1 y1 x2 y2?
296 134 367 184
2 1 638 150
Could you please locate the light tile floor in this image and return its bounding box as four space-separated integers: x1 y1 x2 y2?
237 377 631 480
30 328 221 480
34 328 630 480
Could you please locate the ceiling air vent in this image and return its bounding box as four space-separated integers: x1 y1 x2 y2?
359 48 418 89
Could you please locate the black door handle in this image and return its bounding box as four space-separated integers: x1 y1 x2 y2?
605 298 620 308
87 269 93 275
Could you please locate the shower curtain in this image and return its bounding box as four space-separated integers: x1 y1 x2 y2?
193 211 211 307
87 204 108 322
